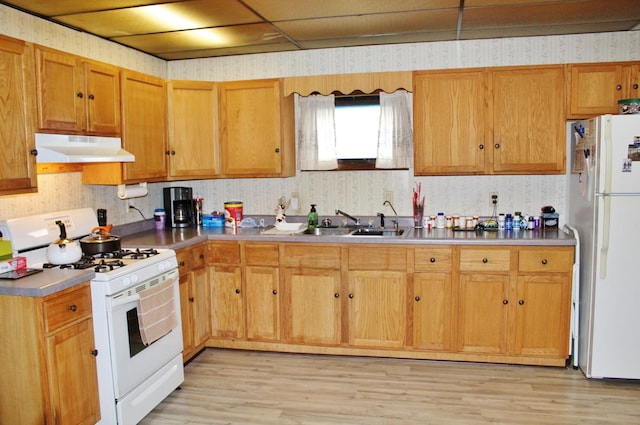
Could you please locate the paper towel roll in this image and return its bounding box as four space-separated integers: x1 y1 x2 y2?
117 183 148 199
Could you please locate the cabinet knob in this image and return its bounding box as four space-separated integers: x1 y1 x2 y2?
88 94 95 100
634 83 639 90
199 254 205 259
519 299 525 305
503 299 508 305
415 296 421 302
189 296 194 302
479 144 484 150
482 258 488 263
272 289 278 295
275 148 280 153
616 84 622 90
494 143 500 149
334 293 340 298
68 304 77 312
235 288 240 294
430 257 436 263
541 258 548 265
348 293 354 299
179 261 185 267
91 349 99 357
76 91 84 98
30 149 38 156
170 150 176 155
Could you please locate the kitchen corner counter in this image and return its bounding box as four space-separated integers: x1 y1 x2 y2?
0 268 95 297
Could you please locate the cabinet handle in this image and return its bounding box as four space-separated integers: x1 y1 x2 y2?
430 257 436 263
170 150 176 155
519 299 525 305
503 299 508 305
199 254 204 259
616 84 622 90
482 258 488 263
76 91 84 98
494 143 500 149
272 289 278 295
348 293 354 299
88 93 95 100
415 296 421 302
479 144 484 150
91 349 98 357
68 304 77 312
541 258 548 265
179 261 185 267
334 293 340 298
189 296 194 302
634 83 639 90
235 288 240 294
275 148 280 153
30 149 38 156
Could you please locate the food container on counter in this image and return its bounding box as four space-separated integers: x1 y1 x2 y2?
203 212 225 227
224 202 243 227
618 98 640 114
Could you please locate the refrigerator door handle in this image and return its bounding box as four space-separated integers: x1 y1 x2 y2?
600 195 611 279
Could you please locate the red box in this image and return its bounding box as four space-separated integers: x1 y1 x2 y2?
9 256 26 270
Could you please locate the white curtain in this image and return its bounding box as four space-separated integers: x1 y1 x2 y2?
295 94 338 170
376 90 413 169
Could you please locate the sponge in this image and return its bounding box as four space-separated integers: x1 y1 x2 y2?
0 240 13 261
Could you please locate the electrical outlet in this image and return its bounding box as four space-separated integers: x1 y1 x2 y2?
384 190 393 204
490 192 498 208
127 199 135 214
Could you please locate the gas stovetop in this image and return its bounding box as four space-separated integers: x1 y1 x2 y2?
42 248 162 273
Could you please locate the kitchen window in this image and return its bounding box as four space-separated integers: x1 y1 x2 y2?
295 90 413 171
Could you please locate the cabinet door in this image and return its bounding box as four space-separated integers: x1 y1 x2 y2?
347 271 407 348
179 276 194 357
456 273 510 355
191 266 211 348
46 319 100 425
0 35 37 195
568 63 626 117
121 71 168 182
219 79 290 176
35 47 85 132
167 80 219 179
244 266 280 341
84 61 120 135
284 267 342 345
414 70 487 175
490 66 565 174
413 272 452 351
210 265 244 339
514 275 571 358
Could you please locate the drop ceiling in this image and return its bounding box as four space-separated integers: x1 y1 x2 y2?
1 0 639 60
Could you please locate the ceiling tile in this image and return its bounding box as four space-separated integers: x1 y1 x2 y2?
299 32 458 49
1 0 178 16
461 21 637 40
55 0 260 38
159 42 298 60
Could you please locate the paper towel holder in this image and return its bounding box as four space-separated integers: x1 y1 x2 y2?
117 182 148 199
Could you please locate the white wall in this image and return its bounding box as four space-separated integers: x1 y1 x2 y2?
0 2 638 224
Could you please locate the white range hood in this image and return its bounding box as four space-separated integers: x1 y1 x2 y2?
35 133 135 163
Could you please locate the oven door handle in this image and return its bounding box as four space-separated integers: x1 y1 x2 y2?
110 293 140 308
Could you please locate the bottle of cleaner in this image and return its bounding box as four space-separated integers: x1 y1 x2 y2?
308 204 318 228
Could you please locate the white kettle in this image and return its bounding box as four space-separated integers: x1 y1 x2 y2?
46 221 83 265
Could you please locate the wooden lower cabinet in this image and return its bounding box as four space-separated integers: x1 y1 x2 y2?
0 283 100 425
204 242 573 367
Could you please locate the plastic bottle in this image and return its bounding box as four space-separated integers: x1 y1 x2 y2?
505 213 513 230
308 204 319 228
497 213 505 229
513 212 521 231
435 212 445 229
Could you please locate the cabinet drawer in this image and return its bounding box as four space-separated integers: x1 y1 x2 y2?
518 248 573 273
208 242 241 265
176 248 192 276
459 249 511 272
348 246 407 271
414 247 452 272
43 285 92 333
191 243 207 269
245 243 279 266
282 244 341 269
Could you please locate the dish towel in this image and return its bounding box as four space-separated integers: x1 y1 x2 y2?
136 277 178 345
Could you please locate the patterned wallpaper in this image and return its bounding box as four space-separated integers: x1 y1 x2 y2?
0 3 638 225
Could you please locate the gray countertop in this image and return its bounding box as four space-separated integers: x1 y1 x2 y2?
0 268 95 297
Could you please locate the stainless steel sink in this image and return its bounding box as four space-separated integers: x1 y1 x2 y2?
300 227 353 236
349 228 405 237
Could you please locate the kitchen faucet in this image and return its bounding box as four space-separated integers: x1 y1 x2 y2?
383 200 399 230
335 209 360 225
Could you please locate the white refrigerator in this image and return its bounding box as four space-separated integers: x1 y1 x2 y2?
568 114 640 379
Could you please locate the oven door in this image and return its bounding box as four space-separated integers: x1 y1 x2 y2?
107 268 183 397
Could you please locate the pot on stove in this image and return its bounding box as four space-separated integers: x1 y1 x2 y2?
80 226 122 255
47 221 83 265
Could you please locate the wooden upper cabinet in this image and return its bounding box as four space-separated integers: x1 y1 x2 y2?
567 62 640 118
167 80 219 180
489 65 565 174
414 69 487 175
219 79 295 177
35 46 120 135
0 35 37 196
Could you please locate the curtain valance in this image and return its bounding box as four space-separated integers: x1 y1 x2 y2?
284 71 412 96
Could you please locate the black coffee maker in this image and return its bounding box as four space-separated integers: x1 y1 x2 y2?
163 187 194 228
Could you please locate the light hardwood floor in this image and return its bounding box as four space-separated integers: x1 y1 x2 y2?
141 349 640 424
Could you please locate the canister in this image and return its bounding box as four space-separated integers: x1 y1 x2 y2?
153 208 166 230
224 202 243 226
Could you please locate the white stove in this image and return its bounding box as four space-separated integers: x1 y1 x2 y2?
0 208 184 425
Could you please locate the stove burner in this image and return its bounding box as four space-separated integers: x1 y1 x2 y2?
92 248 159 260
42 248 160 273
94 259 125 273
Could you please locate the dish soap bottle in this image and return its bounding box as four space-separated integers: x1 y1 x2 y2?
308 204 318 228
